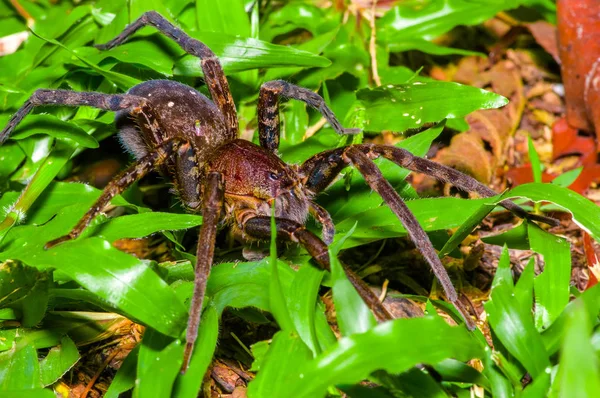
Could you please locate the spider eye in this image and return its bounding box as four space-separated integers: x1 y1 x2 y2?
269 172 280 180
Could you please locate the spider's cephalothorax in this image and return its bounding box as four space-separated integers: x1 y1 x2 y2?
0 11 558 372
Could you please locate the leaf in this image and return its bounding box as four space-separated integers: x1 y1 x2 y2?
378 0 525 43
247 331 314 397
528 135 543 184
173 306 219 398
93 212 203 242
195 0 250 37
288 316 484 398
550 301 600 397
356 81 508 132
135 339 183 398
0 144 75 241
329 223 376 336
287 265 325 356
39 336 79 386
269 207 294 332
484 247 550 379
0 114 98 149
0 341 41 390
0 236 188 337
206 259 294 315
529 224 571 330
0 390 55 398
0 262 50 327
502 183 600 242
388 38 485 57
482 221 531 250
541 284 600 356
173 32 331 75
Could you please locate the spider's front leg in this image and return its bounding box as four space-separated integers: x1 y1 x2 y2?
96 11 238 138
0 90 147 144
44 138 182 248
300 146 478 330
182 172 224 373
242 216 392 322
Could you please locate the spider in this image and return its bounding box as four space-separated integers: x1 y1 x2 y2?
0 11 557 373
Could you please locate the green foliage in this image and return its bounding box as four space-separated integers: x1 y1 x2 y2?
0 0 597 397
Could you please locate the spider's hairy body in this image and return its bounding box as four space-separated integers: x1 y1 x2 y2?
0 10 559 374
118 79 312 241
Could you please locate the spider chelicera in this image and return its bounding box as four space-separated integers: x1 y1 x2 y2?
0 11 557 372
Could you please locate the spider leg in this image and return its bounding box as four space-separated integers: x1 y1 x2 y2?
257 80 360 152
96 11 238 137
361 144 559 226
182 172 224 373
44 138 182 249
242 216 392 322
300 146 477 330
0 90 147 144
300 145 559 227
309 202 335 245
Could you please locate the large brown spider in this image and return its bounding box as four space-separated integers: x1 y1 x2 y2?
0 11 557 372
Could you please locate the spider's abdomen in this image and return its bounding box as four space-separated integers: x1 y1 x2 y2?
116 79 231 160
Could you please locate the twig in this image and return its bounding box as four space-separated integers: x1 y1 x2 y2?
81 349 120 398
369 0 382 86
303 117 327 139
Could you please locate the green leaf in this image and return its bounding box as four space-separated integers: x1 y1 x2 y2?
356 81 507 132
269 206 294 332
484 247 550 379
287 265 325 356
329 223 376 336
173 32 331 75
206 259 294 315
437 201 496 258
195 0 250 37
135 339 183 398
502 183 600 241
551 167 583 188
0 236 188 337
0 390 55 398
93 212 203 242
528 135 543 184
173 306 219 398
529 224 571 330
0 114 98 149
550 301 600 397
378 0 525 43
0 144 75 241
482 221 530 250
288 316 483 397
388 38 485 57
0 341 41 390
39 336 79 386
248 331 314 397
0 262 50 327
541 284 600 356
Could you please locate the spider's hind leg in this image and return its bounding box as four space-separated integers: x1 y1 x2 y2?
96 11 238 138
45 138 183 249
0 90 147 144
